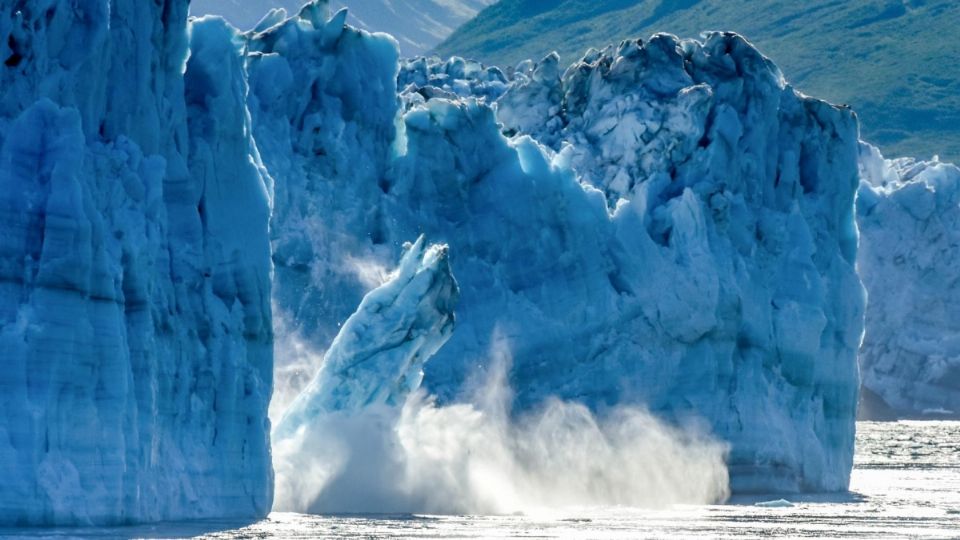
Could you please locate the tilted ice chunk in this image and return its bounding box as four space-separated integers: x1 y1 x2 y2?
0 4 273 526
858 143 960 418
274 237 459 439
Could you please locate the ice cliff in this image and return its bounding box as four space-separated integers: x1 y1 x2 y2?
0 2 273 526
0 0 870 522
413 47 960 422
253 6 864 494
858 144 960 418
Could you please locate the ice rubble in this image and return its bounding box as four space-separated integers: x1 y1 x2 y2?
0 3 272 526
253 6 864 494
858 144 960 418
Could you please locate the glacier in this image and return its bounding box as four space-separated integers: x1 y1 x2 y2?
0 0 874 524
857 144 960 419
0 2 272 526
253 5 865 495
407 44 960 423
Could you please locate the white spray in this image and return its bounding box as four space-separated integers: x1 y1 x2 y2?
271 334 730 515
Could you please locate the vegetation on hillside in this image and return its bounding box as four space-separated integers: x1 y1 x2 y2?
436 0 960 161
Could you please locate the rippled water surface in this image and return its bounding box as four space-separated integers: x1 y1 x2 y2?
6 422 959 539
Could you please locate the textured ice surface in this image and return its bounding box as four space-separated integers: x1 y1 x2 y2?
0 3 273 526
489 35 865 493
858 144 960 419
399 56 510 105
273 237 458 439
416 46 956 423
253 8 864 494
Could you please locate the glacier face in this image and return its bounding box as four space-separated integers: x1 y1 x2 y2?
190 0 495 57
414 48 960 423
271 236 730 515
0 0 869 522
858 144 960 418
253 6 864 494
0 2 273 526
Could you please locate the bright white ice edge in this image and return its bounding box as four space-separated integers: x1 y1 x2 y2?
4 0 952 527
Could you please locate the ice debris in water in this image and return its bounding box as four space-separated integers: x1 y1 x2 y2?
755 499 795 508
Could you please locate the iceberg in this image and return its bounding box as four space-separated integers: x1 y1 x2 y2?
253 8 865 494
857 143 960 418
0 3 272 526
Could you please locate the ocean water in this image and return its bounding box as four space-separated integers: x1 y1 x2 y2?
5 422 958 539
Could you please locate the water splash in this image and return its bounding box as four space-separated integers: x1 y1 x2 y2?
272 343 730 515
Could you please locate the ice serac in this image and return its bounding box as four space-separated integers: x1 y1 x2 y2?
252 9 863 493
274 237 458 439
858 143 960 419
0 2 272 526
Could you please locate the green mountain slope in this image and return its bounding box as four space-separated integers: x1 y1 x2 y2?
436 0 960 162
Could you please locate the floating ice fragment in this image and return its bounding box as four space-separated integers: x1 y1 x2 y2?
755 499 795 508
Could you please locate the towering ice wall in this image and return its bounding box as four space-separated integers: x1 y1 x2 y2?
858 144 960 418
0 2 273 526
252 5 864 494
247 2 400 354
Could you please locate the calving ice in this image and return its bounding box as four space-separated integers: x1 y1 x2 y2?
271 239 729 514
0 0 872 527
255 3 863 496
